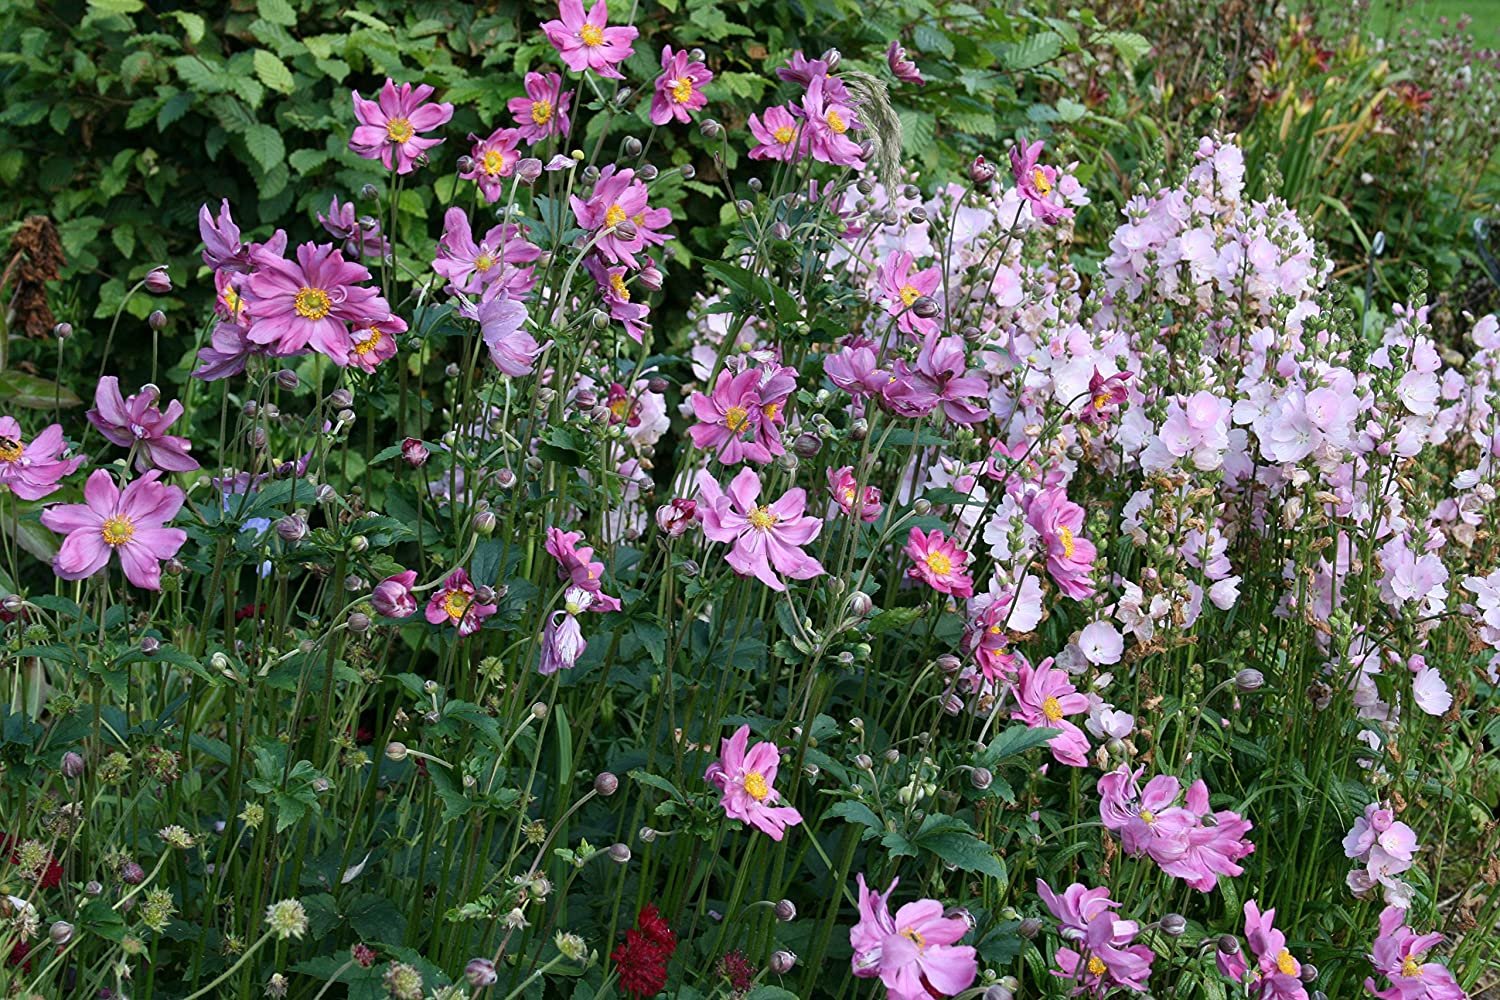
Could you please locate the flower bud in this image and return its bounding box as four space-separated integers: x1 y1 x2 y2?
530 702 548 719
969 155 997 185
140 636 161 655
347 612 371 634
272 369 298 391
348 535 368 553
61 751 85 778
774 899 796 922
474 510 497 536
607 843 631 863
699 118 722 139
612 219 638 241
912 498 931 515
385 742 408 762
984 989 1014 1000
401 438 429 468
1217 934 1241 955
85 880 103 896
853 753 873 770
622 136 643 157
1300 964 1319 984
53 321 72 339
474 586 497 605
638 826 658 843
49 921 74 946
465 958 498 987
1160 913 1187 937
911 296 940 318
1017 917 1043 939
275 514 307 543
120 861 146 885
680 163 695 180
1235 668 1264 692
770 950 796 975
970 767 993 790
934 653 961 674
792 432 822 458
517 157 544 183
456 155 475 175
148 309 167 331
821 47 841 70
594 772 619 797
143 266 172 293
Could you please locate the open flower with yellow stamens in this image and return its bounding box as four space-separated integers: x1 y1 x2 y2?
704 725 802 841
569 165 672 268
650 45 712 126
1217 901 1309 1000
748 104 805 163
434 207 540 298
849 873 978 1000
689 368 774 465
243 241 388 367
508 71 572 143
1026 486 1097 600
41 468 186 591
424 569 496 638
0 415 82 502
349 78 453 175
696 467 824 592
460 126 525 203
1011 657 1090 767
541 0 638 80
904 527 974 598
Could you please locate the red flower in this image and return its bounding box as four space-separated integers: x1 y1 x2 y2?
7 937 32 971
612 906 677 998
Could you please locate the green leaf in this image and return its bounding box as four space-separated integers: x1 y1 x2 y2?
258 0 297 27
866 605 925 635
1002 32 1063 71
253 49 295 94
88 0 144 13
629 769 683 801
0 371 82 409
170 10 206 44
347 892 407 943
1094 30 1152 69
244 123 285 174
824 800 884 835
976 724 1058 767
909 813 1007 880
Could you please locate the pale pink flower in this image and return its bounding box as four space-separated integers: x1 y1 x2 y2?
424 569 497 636
696 467 824 591
88 377 199 474
1011 658 1090 767
848 874 977 1000
0 416 82 501
40 469 186 591
705 725 802 840
508 71 572 143
904 527 974 598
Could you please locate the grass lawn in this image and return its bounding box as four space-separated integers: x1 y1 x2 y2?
1359 0 1500 49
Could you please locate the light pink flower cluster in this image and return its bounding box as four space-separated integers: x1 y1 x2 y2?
1098 766 1255 891
1037 880 1154 995
748 52 864 167
849 875 977 1000
1342 801 1418 907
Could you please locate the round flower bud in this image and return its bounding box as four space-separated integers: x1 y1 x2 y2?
637 163 659 182
1017 917 1043 939
384 742 408 762
143 266 172 293
680 163 695 180
85 880 103 896
608 843 631 863
911 296 940 318
770 950 796 975
120 860 146 885
247 426 268 449
274 369 299 391
456 155 475 174
148 309 167 331
594 772 619 797
473 510 497 536
883 749 900 764
1300 964 1319 984
275 515 307 543
622 136 643 157
348 535 369 553
1217 934 1241 955
847 591 874 617
853 753 873 770
638 826 658 843
465 958 498 987
530 702 548 719
61 751 85 778
912 498 932 515
821 47 841 69
699 118 722 138
517 158 543 183
347 612 371 634
983 988 1014 1000
49 920 74 946
969 155 997 185
1235 668 1264 692
792 432 822 458
1160 913 1187 937
934 654 961 674
774 899 796 922
970 767 993 790
53 322 72 339
139 636 161 656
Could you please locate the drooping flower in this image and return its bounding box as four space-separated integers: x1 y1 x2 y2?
477 297 546 376
848 874 978 1000
696 467 824 591
544 528 621 609
508 71 573 143
349 79 453 174
460 127 525 202
1037 880 1154 996
704 725 803 840
827 466 882 522
372 570 418 618
886 40 924 86
1217 901 1307 1000
1027 488 1096 600
1011 658 1090 767
243 242 387 366
1364 905 1466 1000
1080 369 1133 425
877 252 942 338
907 332 989 425
347 314 405 373
317 196 390 260
424 569 497 637
542 0 638 79
0 416 82 501
904 527 974 598
539 601 589 675
87 377 200 473
199 199 254 273
40 469 187 591
193 321 262 382
748 104 805 162
651 45 712 126
1010 139 1072 224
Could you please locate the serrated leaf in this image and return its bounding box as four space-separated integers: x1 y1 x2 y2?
1003 32 1062 71
866 605 925 635
976 724 1059 766
243 123 285 174
629 769 683 801
170 10 205 44
824 800 884 835
1095 30 1152 69
253 49 294 93
258 0 297 26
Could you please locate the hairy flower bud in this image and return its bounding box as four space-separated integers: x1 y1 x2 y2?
61 750 85 778
49 920 74 946
347 612 371 634
53 321 72 339
969 155 997 185
139 636 160 655
473 510 497 536
148 309 167 331
622 136 643 158
275 369 299 391
275 514 307 543
970 767 993 790
593 772 619 797
608 843 631 863
465 958 498 987
1235 668 1264 692
143 266 172 293
1217 934 1241 955
1160 913 1187 937
775 899 796 922
770 950 796 974
385 742 408 762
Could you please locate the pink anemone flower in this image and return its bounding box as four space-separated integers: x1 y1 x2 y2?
424 569 497 637
349 79 453 174
508 71 573 143
542 0 638 79
40 469 187 591
243 242 387 366
696 467 824 591
1011 658 1090 767
87 377 199 473
651 45 712 125
848 874 978 1000
904 527 974 598
0 417 82 501
704 725 802 840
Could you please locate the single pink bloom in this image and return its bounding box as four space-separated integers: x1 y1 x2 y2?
508 71 573 143
424 569 497 637
1011 658 1090 767
1160 779 1255 892
40 469 186 591
372 570 418 618
542 0 638 80
651 45 712 125
748 104 805 162
848 873 977 1000
777 53 849 100
1037 880 1154 995
827 466 881 522
349 79 453 174
539 607 587 675
1365 905 1465 1000
243 242 388 366
798 74 863 167
477 296 546 376
1218 901 1307 1000
823 345 889 398
963 596 1018 684
193 321 264 382
347 314 405 373
88 377 199 474
199 199 252 273
1027 487 1096 600
696 467 825 592
461 127 525 202
569 165 672 268
877 251 942 338
1081 368 1133 425
434 207 539 297
705 724 803 840
0 416 82 501
586 258 650 342
689 368 771 465
655 498 696 537
904 527 974 598
886 40 924 85
544 527 621 610
1010 139 1072 224
907 332 988 425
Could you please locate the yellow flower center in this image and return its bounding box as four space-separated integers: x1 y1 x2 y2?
442 590 471 620
474 253 495 273
924 550 952 576
609 272 630 301
293 287 332 321
1042 695 1064 722
899 283 921 307
1093 393 1112 410
1401 956 1422 978
762 402 780 421
221 284 242 314
385 117 414 143
1139 809 1156 824
579 23 604 47
352 328 383 356
1274 950 1298 976
825 109 847 134
1057 525 1076 559
0 437 22 463
1032 166 1052 196
604 204 628 228
843 487 857 503
900 927 927 951
101 515 135 547
742 771 769 801
988 624 1003 635
530 99 553 126
482 149 509 175
1087 956 1108 976
609 396 632 421
773 125 795 145
724 405 750 432
747 505 778 531
670 77 695 104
